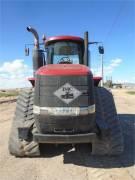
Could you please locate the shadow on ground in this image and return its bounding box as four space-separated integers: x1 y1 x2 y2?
39 114 135 168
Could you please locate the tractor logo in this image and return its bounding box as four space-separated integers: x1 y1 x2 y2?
54 83 82 104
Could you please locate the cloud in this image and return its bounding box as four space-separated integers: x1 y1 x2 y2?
0 59 33 89
92 58 123 76
104 58 122 74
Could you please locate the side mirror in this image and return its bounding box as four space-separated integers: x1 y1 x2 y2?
98 46 104 54
25 47 29 56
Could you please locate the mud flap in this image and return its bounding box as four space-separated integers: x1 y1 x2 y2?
18 121 34 140
18 128 30 140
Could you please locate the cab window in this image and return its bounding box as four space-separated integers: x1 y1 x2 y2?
47 41 83 64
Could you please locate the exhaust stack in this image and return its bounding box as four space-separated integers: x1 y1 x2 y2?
26 26 45 76
27 26 39 48
84 31 89 66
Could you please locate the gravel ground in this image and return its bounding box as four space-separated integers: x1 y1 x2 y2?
0 89 135 180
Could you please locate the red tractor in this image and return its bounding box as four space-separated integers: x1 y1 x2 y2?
8 26 123 156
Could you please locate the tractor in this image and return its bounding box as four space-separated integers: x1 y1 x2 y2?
8 26 123 156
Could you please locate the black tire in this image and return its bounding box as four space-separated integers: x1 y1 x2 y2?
8 88 40 157
92 87 124 155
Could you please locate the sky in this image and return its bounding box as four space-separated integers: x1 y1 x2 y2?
0 0 135 89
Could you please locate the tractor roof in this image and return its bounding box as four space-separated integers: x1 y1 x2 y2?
45 36 83 46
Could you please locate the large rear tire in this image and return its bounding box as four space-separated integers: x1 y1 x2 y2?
8 88 40 157
92 87 124 155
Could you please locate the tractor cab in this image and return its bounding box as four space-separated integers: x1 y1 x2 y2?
45 36 84 65
25 27 103 86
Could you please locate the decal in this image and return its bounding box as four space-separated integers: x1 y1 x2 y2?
54 83 82 104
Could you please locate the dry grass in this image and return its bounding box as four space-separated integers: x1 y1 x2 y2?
126 91 135 95
0 90 19 97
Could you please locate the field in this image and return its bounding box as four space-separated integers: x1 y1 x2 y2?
0 89 134 180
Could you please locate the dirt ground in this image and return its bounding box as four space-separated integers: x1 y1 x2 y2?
0 89 135 180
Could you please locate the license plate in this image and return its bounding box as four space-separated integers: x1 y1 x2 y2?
53 107 78 116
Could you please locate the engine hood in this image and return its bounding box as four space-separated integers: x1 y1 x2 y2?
36 64 91 76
